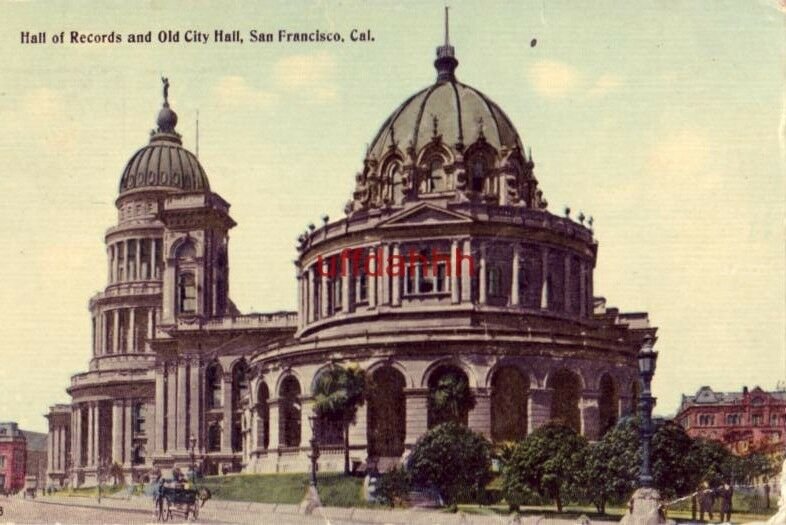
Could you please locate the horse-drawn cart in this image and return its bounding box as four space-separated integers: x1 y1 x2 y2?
156 484 210 522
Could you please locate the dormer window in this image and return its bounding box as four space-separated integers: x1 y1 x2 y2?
421 157 446 193
178 272 196 314
471 158 485 192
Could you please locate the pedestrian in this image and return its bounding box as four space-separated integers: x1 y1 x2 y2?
718 481 733 523
699 481 715 521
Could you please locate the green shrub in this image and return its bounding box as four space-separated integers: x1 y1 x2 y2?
375 466 411 507
407 422 492 507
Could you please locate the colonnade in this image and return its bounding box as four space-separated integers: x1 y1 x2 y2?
70 399 149 470
93 307 157 356
107 237 163 284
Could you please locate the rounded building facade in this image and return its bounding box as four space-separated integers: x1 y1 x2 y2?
50 35 656 486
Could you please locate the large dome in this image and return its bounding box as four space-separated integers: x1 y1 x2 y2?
368 79 523 160
118 95 209 196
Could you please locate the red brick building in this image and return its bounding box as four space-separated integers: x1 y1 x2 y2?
0 422 27 493
675 386 786 455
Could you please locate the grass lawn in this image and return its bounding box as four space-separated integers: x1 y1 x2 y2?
198 472 377 508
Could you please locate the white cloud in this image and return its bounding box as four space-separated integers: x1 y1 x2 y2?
528 59 581 99
273 51 338 101
213 76 278 109
528 60 624 99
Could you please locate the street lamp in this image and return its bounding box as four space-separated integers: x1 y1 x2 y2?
189 434 197 484
307 415 320 488
637 334 659 488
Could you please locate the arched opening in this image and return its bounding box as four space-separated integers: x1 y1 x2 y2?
312 368 344 447
598 374 619 436
279 376 301 448
205 363 223 409
427 365 473 428
491 366 529 442
231 361 249 452
367 366 406 457
257 383 270 450
547 369 581 433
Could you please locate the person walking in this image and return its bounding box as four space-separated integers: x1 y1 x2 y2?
699 481 715 522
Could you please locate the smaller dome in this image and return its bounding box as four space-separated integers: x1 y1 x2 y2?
118 80 209 196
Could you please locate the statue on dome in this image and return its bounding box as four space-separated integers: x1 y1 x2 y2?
161 76 170 106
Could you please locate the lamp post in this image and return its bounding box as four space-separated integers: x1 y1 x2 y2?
189 434 197 484
637 334 658 488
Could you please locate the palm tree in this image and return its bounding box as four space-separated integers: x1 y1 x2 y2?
313 364 367 475
429 372 476 426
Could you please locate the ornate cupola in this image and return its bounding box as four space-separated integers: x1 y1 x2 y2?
347 10 544 214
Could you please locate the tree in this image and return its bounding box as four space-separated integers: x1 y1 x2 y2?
429 372 475 426
651 421 699 499
578 418 640 513
689 438 732 487
407 422 492 508
503 423 587 512
313 364 367 475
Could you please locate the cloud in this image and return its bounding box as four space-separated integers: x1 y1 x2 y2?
527 60 624 99
213 76 278 109
528 59 580 99
273 51 338 101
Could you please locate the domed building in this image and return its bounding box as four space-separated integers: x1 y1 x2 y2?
47 35 656 486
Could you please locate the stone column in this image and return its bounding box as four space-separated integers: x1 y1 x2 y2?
296 273 304 330
368 246 377 308
177 361 188 452
147 308 154 341
124 239 131 281
111 401 123 465
166 364 178 453
528 387 553 434
300 398 314 449
307 266 316 323
379 244 389 305
73 406 82 468
342 256 352 312
320 267 329 318
511 245 520 306
151 238 157 280
107 246 113 285
478 242 487 305
460 238 472 302
123 401 132 466
391 243 401 306
112 243 119 283
540 247 550 309
189 359 202 451
135 238 141 281
450 239 460 304
94 403 101 465
580 390 601 441
404 389 429 447
60 426 66 471
47 426 54 472
221 373 233 453
86 402 95 467
468 389 491 440
112 310 120 354
267 400 280 450
154 364 165 454
127 308 135 353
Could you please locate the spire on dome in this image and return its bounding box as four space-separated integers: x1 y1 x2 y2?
434 6 458 82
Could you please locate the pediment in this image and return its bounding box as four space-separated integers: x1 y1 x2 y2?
378 203 473 228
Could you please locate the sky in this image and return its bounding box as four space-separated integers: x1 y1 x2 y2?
0 1 784 432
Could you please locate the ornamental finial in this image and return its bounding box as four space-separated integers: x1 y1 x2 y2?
161 76 170 107
434 6 458 82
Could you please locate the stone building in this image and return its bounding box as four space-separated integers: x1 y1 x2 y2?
0 422 27 493
47 32 657 486
676 385 786 455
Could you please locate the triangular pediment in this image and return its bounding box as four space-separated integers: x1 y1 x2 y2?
378 203 473 228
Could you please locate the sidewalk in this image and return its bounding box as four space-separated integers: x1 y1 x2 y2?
34 494 587 525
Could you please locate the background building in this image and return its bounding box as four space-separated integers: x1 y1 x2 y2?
676 385 786 455
0 422 27 493
48 31 657 485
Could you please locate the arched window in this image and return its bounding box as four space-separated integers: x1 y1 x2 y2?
389 163 403 204
178 272 196 314
421 157 446 193
206 364 223 409
257 383 270 450
470 157 485 193
279 376 302 448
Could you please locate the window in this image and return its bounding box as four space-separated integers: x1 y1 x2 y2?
132 445 144 465
133 403 145 435
752 413 764 426
726 413 741 425
207 423 221 452
772 414 780 426
177 272 196 314
488 266 502 297
356 265 368 303
470 158 485 192
404 250 449 295
698 414 715 426
0 456 5 468
332 274 342 312
421 158 446 193
206 364 223 409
